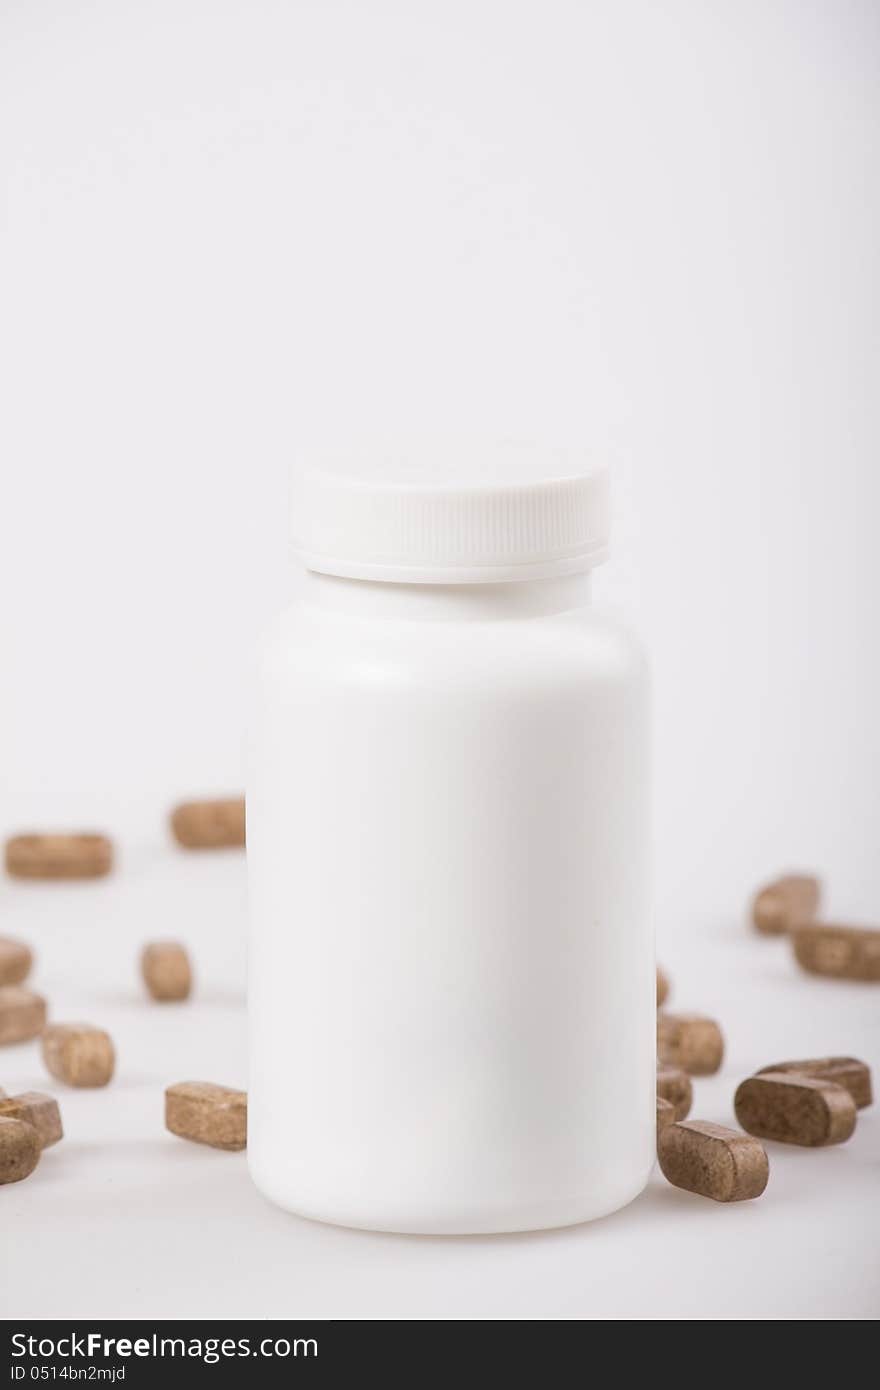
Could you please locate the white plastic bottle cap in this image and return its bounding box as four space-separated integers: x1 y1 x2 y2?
291 446 610 584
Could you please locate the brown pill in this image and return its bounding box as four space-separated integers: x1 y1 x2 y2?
0 937 33 986
5 833 113 881
0 986 47 1045
170 798 245 850
656 1095 675 1140
657 1013 724 1075
791 923 880 982
0 1091 63 1148
656 965 670 1008
42 1024 115 1087
756 1056 872 1109
658 1120 769 1202
0 1115 41 1185
752 873 821 935
734 1072 856 1147
165 1081 247 1151
141 942 192 1002
657 1062 693 1121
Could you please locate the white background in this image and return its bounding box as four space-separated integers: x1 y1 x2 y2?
1 0 878 1319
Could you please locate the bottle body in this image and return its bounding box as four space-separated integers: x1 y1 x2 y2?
247 570 652 1233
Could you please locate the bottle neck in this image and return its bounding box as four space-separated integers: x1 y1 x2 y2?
299 567 594 622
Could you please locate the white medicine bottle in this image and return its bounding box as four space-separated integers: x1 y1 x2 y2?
247 449 653 1233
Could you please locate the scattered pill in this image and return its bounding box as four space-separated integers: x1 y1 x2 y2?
755 1056 872 1109
4 833 113 881
0 937 32 986
170 798 245 850
656 966 670 1007
42 1024 115 1087
0 1092 62 1148
658 1120 769 1202
734 1072 856 1147
0 986 47 1046
141 942 192 1002
656 1062 693 1121
752 873 821 935
165 1081 247 1151
0 1115 40 1185
657 1012 724 1075
656 1095 675 1140
791 923 880 982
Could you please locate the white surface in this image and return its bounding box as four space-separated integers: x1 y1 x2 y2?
1 847 878 1320
1 0 879 1319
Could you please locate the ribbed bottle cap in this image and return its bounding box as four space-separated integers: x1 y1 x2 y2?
291 446 610 584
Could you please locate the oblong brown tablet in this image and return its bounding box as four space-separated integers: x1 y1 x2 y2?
0 1115 40 1185
656 966 670 1008
658 1120 769 1202
752 874 821 935
657 1013 724 1075
5 833 113 880
42 1023 115 1087
657 1062 693 1121
0 1091 63 1148
734 1072 856 1146
170 798 245 850
141 942 192 1001
0 937 32 986
791 924 880 982
656 1095 675 1140
0 986 47 1045
756 1056 872 1109
165 1081 247 1150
